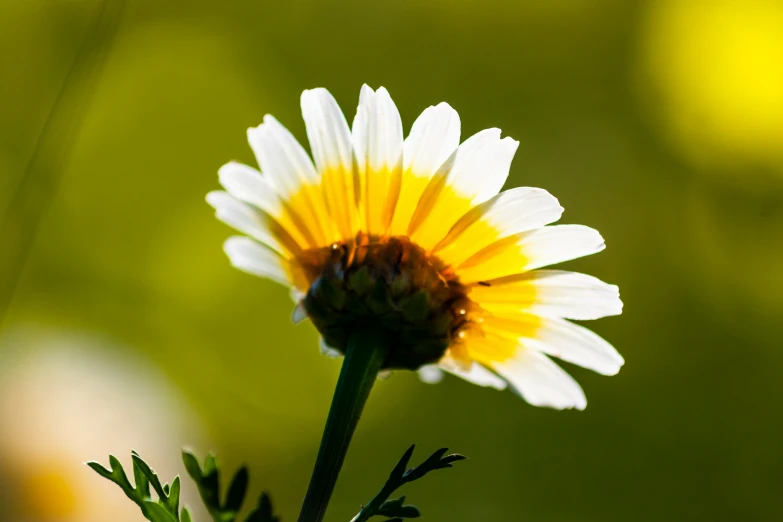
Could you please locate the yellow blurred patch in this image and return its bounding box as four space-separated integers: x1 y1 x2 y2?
640 0 783 169
22 466 77 519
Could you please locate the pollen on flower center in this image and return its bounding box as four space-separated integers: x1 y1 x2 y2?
294 234 475 370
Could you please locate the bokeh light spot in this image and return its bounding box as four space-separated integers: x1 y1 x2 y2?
639 0 783 170
22 466 77 519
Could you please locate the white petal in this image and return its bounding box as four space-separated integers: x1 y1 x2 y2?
457 224 606 283
247 115 319 197
289 287 305 303
223 236 289 286
402 102 460 176
248 115 337 247
319 337 342 358
352 85 404 234
301 88 357 238
408 129 518 248
439 357 507 390
292 301 308 324
418 365 444 384
352 85 403 176
390 102 461 235
524 317 624 376
206 191 284 255
434 187 564 266
301 88 353 174
519 225 606 271
218 161 282 217
491 349 587 410
524 270 623 320
441 128 518 206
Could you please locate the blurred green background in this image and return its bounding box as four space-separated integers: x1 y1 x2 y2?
2 0 782 521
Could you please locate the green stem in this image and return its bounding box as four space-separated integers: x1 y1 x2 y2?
297 330 389 522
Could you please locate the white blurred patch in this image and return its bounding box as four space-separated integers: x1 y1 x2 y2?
0 327 207 522
417 365 444 384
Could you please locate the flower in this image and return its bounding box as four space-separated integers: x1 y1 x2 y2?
208 85 623 410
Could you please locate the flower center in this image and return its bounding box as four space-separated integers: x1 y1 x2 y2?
294 235 474 370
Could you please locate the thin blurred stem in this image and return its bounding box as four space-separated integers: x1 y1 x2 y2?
0 0 125 329
297 330 389 522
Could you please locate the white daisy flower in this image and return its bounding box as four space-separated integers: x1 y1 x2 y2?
208 85 623 410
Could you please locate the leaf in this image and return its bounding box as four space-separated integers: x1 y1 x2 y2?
382 495 406 508
134 459 152 499
204 454 217 474
402 448 466 484
87 461 113 480
93 449 278 522
88 455 148 511
133 452 167 502
184 450 223 517
182 450 203 481
200 457 222 513
225 466 249 514
144 502 179 522
245 491 280 522
167 476 181 516
110 455 134 494
378 496 421 519
441 453 468 466
389 445 416 483
350 445 467 522
89 453 184 522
